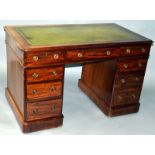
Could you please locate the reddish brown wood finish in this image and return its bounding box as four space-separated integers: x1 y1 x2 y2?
26 81 63 101
6 44 25 116
26 51 64 66
120 45 150 56
66 48 121 62
4 24 153 133
78 79 140 116
81 61 117 105
6 88 63 133
114 72 145 89
27 99 62 121
26 66 64 83
112 88 141 106
117 58 148 72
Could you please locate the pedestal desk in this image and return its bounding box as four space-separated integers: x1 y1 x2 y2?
4 23 153 133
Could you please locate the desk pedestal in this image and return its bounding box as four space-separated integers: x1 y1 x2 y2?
78 60 143 116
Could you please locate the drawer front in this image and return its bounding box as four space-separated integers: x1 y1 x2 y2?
26 51 64 66
27 99 62 121
121 46 150 56
66 48 120 61
114 72 144 89
112 88 141 106
26 81 62 101
26 66 64 83
118 59 147 72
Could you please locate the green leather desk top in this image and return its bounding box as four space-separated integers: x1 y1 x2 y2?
14 23 150 47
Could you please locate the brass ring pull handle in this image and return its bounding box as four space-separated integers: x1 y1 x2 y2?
32 90 37 95
32 73 39 78
51 105 56 112
126 49 131 54
121 78 126 84
33 56 39 61
51 86 57 92
135 77 139 81
124 64 128 69
32 109 38 115
141 48 146 53
53 54 59 59
106 51 111 56
52 71 58 76
138 63 143 67
77 52 83 58
118 95 122 100
132 94 136 99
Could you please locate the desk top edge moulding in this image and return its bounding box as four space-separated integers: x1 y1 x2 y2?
4 23 153 133
4 23 153 51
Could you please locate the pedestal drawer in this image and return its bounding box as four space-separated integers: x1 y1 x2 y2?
117 58 147 72
26 81 62 101
114 72 145 89
112 88 141 106
26 99 62 121
26 66 64 83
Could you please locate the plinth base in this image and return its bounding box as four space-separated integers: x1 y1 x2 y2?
5 88 63 133
78 79 140 117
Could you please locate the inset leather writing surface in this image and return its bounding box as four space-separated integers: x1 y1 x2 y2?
15 24 150 46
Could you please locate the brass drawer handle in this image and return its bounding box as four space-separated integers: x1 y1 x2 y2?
138 63 143 67
32 90 37 95
118 95 122 100
51 105 56 112
32 73 39 78
77 52 83 58
32 109 38 115
135 77 139 81
53 54 59 59
141 48 146 53
124 64 128 69
106 51 111 56
126 49 131 54
121 78 126 84
52 70 58 76
51 86 57 92
33 56 39 61
132 94 136 99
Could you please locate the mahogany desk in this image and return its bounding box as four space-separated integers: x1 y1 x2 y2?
4 23 153 133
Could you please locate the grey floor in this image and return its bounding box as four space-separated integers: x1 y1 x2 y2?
0 20 155 135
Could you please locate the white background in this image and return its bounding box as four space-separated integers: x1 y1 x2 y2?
0 0 155 155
